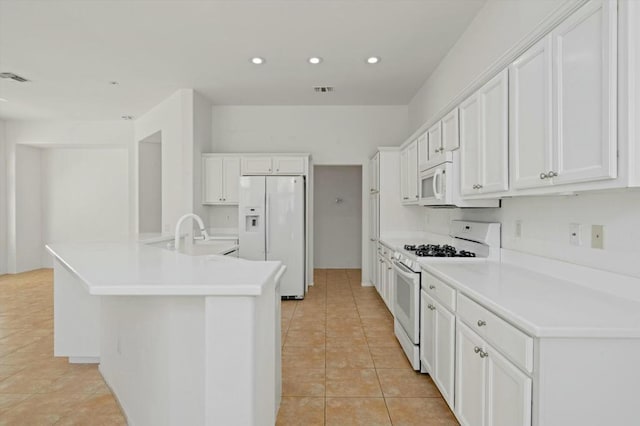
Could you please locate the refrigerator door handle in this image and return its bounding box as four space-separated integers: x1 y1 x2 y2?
265 193 270 255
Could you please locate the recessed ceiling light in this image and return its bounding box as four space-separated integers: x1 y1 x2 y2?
0 97 7 102
250 57 265 65
366 56 381 64
109 81 119 85
308 57 323 65
121 115 134 120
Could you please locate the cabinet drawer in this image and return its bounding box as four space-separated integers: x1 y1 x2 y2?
457 293 533 373
422 272 456 312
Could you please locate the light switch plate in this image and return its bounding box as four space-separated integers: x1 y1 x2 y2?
591 225 604 249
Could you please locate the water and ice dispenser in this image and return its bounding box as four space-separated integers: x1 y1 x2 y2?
243 207 262 232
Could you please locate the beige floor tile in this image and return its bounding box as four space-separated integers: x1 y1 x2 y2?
326 345 374 369
325 397 391 426
276 397 325 426
377 369 441 397
325 334 368 347
0 412 62 426
282 368 325 397
282 346 326 370
370 345 413 369
326 368 382 397
385 397 459 425
284 330 325 347
0 393 31 415
55 413 128 426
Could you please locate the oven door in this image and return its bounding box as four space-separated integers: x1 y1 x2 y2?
392 260 420 344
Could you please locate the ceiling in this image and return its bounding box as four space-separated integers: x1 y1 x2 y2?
0 0 485 121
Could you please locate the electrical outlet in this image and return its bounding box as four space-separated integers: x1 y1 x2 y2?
515 220 522 238
591 225 604 249
569 223 581 246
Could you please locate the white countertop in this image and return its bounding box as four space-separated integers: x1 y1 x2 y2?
46 242 280 297
379 236 640 339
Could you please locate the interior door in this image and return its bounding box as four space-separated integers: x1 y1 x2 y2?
266 176 305 298
510 35 554 190
479 69 509 194
552 0 617 185
238 176 266 261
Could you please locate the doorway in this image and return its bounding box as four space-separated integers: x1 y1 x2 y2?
138 131 162 233
313 165 362 269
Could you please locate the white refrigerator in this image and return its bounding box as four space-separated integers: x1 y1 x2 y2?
238 176 305 298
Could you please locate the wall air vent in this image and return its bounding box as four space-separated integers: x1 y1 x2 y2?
313 86 334 93
0 72 29 82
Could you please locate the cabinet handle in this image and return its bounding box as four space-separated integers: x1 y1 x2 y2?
276 168 280 172
477 320 486 327
479 350 489 358
403 197 409 200
539 172 548 180
429 285 436 290
547 171 558 178
428 304 436 311
474 346 481 354
476 184 483 189
387 267 392 270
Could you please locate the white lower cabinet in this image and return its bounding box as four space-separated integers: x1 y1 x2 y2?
420 291 456 409
455 320 532 426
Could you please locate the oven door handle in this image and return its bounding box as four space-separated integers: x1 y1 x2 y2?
392 260 419 280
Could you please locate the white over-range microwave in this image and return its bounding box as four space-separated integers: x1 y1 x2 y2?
418 151 499 208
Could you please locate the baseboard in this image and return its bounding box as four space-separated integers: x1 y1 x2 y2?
361 281 374 287
69 356 100 364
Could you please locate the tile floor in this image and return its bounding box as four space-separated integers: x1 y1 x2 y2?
0 269 126 425
0 268 457 425
277 269 458 425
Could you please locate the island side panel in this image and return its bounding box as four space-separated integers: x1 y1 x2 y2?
204 279 278 426
99 296 206 426
533 337 640 426
53 258 100 362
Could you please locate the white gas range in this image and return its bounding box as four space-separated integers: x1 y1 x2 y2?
391 221 501 370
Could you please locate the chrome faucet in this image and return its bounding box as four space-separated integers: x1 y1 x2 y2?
174 213 210 252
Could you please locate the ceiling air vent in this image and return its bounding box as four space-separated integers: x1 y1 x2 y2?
0 72 29 82
314 86 334 93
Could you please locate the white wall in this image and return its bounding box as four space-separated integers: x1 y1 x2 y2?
41 148 130 267
139 138 162 233
193 92 213 221
407 0 640 279
135 89 195 234
0 121 6 275
15 145 42 272
313 166 362 269
407 0 567 132
4 120 133 273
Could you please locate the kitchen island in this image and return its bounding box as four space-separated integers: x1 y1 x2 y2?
47 241 284 426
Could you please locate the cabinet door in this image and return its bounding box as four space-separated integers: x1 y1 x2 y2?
377 254 385 295
510 35 554 190
223 157 241 203
455 320 487 426
203 156 224 204
420 290 435 374
386 260 395 315
479 69 509 194
442 108 460 152
400 148 409 202
406 140 419 202
486 344 532 426
417 133 429 171
459 94 481 196
369 241 378 288
242 157 273 175
274 156 306 175
369 194 379 240
434 300 456 410
552 0 617 185
427 122 443 163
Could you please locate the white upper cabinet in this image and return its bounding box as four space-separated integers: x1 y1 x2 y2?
460 69 509 197
551 0 617 185
441 108 460 152
370 153 380 193
242 156 273 175
460 94 482 196
510 35 554 190
417 132 429 171
273 156 306 175
406 140 419 203
427 122 444 164
479 69 510 194
203 155 241 204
